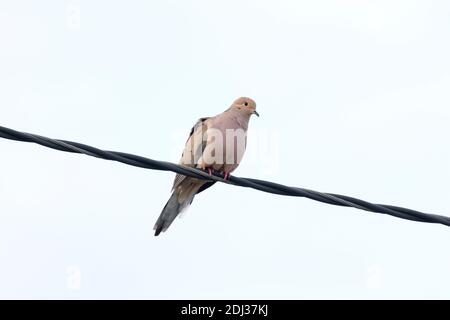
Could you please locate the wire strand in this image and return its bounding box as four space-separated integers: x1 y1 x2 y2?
1 125 449 227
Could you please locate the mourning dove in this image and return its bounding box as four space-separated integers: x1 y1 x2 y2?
154 97 259 236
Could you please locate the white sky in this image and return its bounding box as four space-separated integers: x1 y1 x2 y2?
1 0 450 299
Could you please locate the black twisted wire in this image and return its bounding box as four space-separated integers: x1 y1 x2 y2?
1 125 449 227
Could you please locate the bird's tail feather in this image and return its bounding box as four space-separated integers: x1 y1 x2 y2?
154 179 204 236
154 191 199 236
154 192 181 236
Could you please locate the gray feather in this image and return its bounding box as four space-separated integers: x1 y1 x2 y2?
153 190 197 236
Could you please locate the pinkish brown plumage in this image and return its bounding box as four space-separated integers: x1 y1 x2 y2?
154 97 259 236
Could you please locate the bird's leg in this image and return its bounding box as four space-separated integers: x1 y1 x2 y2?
221 171 230 180
198 160 213 176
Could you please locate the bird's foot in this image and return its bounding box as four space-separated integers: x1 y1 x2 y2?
199 163 213 176
221 171 230 180
203 167 227 179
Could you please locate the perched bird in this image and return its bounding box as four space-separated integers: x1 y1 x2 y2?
154 97 259 236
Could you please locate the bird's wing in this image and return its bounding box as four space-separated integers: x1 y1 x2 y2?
172 117 210 191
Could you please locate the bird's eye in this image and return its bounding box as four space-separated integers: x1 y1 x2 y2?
244 102 248 106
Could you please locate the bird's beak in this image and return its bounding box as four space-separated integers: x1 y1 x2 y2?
253 110 260 117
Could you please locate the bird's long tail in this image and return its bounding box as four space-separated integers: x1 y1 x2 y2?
153 180 203 236
153 192 182 236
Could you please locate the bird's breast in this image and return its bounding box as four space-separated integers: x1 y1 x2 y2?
203 115 248 169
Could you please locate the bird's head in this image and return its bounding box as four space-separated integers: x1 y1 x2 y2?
230 97 259 118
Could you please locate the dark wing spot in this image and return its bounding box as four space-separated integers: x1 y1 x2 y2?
187 117 209 142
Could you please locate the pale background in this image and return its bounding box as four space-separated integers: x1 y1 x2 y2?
1 0 449 299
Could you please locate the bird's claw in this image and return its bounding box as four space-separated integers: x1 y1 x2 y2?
204 168 229 180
